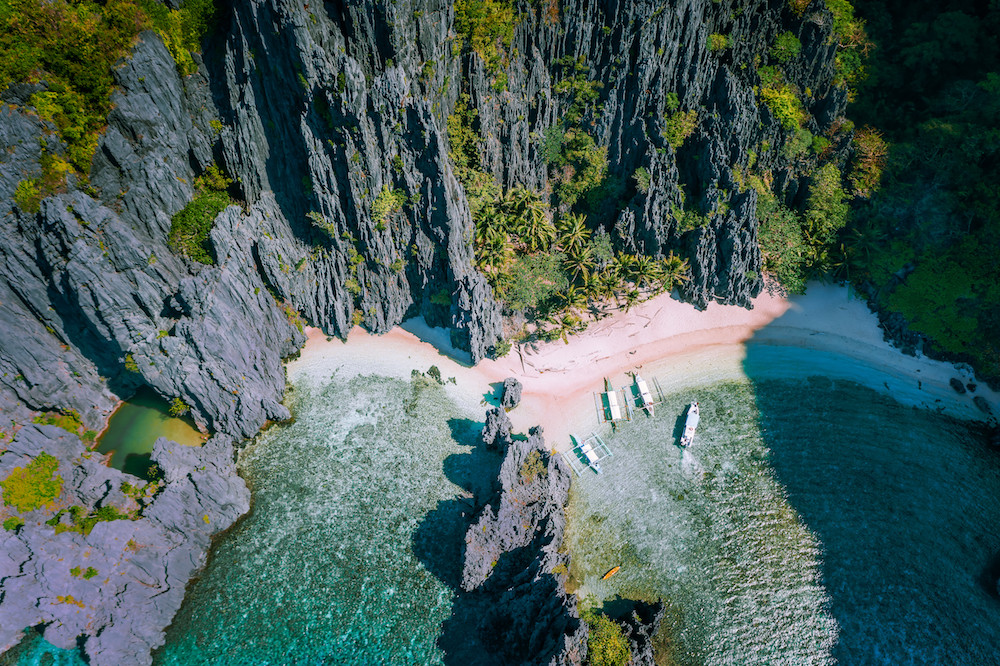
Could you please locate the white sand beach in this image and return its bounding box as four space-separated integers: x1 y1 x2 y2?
291 282 998 451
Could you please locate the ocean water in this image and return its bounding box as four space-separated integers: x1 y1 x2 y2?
153 371 489 665
565 373 1000 665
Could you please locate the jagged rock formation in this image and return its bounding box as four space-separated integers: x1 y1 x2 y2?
462 413 587 665
0 425 248 665
0 0 847 662
617 601 667 666
501 376 523 410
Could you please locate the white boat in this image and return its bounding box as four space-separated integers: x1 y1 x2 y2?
563 432 614 476
679 402 700 447
634 374 657 416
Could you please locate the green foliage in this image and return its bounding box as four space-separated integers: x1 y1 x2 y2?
549 128 608 207
632 167 651 194
371 185 407 225
665 92 680 112
14 179 42 213
447 95 481 172
52 504 131 535
124 353 139 373
519 449 547 481
553 56 603 124
756 189 808 293
32 409 84 435
582 610 632 666
758 67 807 130
707 33 730 52
168 164 234 265
782 128 813 159
847 126 887 195
662 110 699 148
453 0 515 73
811 134 832 155
84 566 99 579
492 338 512 358
541 125 566 165
502 252 569 312
430 288 453 306
0 0 218 180
804 163 849 245
1 452 62 513
168 397 190 417
672 206 709 233
770 31 802 62
3 516 24 531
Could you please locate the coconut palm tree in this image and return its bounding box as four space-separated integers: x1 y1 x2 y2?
630 255 664 290
563 244 595 282
555 285 589 313
556 213 590 253
659 252 690 290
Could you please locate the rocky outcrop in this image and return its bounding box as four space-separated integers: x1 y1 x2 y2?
501 377 523 411
0 0 848 662
0 425 249 665
617 601 667 666
460 418 587 665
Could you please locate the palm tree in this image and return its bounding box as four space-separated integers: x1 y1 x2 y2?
555 285 589 313
659 252 690 290
556 213 590 253
563 244 595 282
630 255 664 290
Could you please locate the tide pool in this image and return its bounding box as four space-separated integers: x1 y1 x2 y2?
97 387 204 478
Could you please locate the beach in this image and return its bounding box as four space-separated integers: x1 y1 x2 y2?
293 282 997 449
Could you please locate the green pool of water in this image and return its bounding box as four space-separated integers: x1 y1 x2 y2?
97 388 204 478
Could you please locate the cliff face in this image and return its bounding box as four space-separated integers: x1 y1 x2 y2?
0 0 845 662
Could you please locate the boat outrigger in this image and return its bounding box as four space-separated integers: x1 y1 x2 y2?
679 402 700 447
631 373 662 417
563 432 614 476
594 378 633 424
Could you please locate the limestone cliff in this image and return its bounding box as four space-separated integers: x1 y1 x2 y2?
0 0 847 662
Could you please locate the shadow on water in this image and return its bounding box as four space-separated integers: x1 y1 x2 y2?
742 311 1000 664
411 418 504 665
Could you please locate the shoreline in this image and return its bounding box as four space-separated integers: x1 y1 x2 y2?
290 283 998 452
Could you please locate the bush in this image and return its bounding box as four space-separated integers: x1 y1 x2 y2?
453 0 515 73
168 190 230 264
759 79 807 130
662 110 699 148
168 397 190 417
1 452 63 513
632 167 651 193
583 611 632 666
848 127 888 196
503 253 568 312
782 128 813 159
13 179 42 213
32 409 84 435
804 163 849 245
3 516 24 531
519 449 547 481
549 128 608 207
371 185 407 225
707 33 730 52
770 31 802 62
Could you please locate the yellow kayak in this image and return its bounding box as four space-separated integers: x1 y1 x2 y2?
601 566 620 580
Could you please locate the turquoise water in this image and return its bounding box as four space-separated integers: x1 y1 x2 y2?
153 372 487 665
566 371 1000 665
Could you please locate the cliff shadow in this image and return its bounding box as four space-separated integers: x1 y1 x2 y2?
741 305 1000 662
411 417 504 664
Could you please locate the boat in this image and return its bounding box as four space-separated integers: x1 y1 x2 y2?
679 401 700 447
594 378 632 423
602 566 620 580
634 374 658 417
563 432 614 476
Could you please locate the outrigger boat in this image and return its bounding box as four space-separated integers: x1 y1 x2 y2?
679 402 700 447
632 374 661 417
594 378 632 424
563 432 614 476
